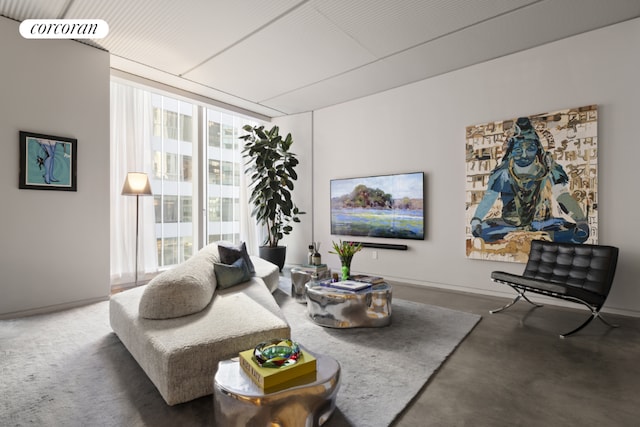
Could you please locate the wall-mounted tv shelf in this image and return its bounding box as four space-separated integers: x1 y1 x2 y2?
348 241 408 251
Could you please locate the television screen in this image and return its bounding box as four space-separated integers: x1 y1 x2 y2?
331 172 425 240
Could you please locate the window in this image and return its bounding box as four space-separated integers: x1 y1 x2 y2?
112 80 260 280
152 95 196 267
153 107 193 142
208 159 221 184
151 96 254 267
222 161 235 186
205 110 245 245
208 120 221 148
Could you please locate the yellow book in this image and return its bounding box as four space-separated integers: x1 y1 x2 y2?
239 348 317 392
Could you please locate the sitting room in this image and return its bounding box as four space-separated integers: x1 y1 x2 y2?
2 1 640 426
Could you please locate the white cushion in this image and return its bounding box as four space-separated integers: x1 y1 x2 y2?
138 243 220 319
251 256 280 292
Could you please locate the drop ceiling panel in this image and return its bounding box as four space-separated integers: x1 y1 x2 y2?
311 0 539 57
184 3 377 102
262 59 400 114
110 56 284 119
2 0 640 118
264 0 640 114
382 0 640 83
0 0 68 20
66 0 305 76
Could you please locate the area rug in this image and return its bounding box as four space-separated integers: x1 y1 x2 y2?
274 286 481 427
0 283 480 427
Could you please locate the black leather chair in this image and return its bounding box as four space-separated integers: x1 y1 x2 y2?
490 240 619 338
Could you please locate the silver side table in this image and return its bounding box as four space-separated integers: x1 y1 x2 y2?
290 266 331 303
214 353 341 427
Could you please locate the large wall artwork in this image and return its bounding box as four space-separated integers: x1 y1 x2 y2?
465 105 598 263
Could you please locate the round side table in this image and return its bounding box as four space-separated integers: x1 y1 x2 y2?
290 267 332 303
214 353 341 426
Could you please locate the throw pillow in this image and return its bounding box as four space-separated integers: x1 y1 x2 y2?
214 257 252 289
218 241 255 274
138 245 218 319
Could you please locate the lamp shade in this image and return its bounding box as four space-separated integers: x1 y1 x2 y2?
121 172 152 196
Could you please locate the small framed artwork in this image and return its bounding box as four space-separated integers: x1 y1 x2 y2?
19 131 77 191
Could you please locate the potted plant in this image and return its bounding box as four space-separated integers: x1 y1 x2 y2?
329 240 363 280
240 124 304 270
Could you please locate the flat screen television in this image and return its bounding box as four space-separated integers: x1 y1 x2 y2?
330 172 425 240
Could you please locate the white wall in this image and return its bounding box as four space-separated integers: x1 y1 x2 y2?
307 18 640 316
0 17 110 317
1 15 637 317
272 112 314 266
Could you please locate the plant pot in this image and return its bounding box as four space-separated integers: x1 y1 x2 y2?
340 256 352 281
259 246 287 271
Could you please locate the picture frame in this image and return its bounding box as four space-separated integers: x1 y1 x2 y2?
19 131 77 191
465 105 598 263
330 171 425 240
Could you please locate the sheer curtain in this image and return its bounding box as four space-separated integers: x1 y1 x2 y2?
239 157 260 256
110 81 158 284
238 117 263 256
111 79 263 279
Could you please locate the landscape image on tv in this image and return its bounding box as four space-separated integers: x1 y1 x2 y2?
331 172 425 240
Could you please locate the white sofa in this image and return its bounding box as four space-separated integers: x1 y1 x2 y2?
109 243 290 406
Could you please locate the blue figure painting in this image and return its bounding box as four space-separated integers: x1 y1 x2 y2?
466 106 598 262
26 136 72 187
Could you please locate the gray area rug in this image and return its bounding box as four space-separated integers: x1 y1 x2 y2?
0 283 480 427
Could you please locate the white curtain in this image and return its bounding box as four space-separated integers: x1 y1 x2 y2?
240 159 263 255
110 81 158 283
239 121 261 256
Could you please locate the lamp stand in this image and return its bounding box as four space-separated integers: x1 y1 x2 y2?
121 171 152 287
134 194 140 286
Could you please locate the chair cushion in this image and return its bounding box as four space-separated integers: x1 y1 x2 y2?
523 240 619 297
138 243 219 319
492 271 568 294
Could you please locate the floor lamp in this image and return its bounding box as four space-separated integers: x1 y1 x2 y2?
122 172 153 286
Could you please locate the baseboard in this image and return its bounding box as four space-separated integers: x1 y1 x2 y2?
380 275 640 319
0 296 109 320
110 279 152 295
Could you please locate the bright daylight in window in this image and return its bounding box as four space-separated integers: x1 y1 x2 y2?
112 79 259 281
152 95 256 267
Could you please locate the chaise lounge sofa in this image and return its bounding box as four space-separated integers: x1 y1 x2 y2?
109 242 291 405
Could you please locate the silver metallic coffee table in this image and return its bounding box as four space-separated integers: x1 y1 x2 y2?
214 353 341 426
306 281 392 328
290 266 332 303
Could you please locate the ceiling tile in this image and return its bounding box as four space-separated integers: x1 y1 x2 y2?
262 59 398 114
67 0 305 76
183 3 376 102
310 0 538 57
111 56 284 119
263 0 640 114
0 0 68 20
2 0 640 117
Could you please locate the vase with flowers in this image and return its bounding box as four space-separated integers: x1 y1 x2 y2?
330 240 363 280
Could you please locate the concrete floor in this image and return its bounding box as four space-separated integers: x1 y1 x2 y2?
388 282 640 427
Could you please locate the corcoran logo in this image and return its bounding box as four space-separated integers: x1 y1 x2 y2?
19 19 109 39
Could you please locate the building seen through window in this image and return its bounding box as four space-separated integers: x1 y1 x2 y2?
149 93 255 268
